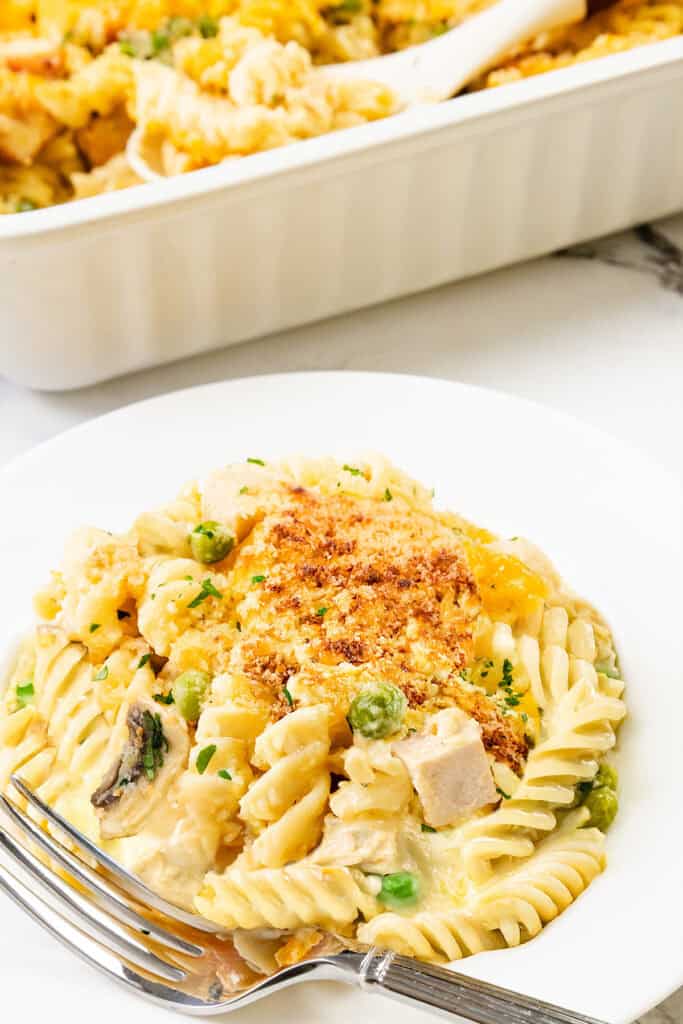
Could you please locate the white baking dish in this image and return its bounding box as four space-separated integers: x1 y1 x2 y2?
2 36 683 391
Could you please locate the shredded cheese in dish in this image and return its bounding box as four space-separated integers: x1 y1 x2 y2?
1 0 683 211
0 455 626 971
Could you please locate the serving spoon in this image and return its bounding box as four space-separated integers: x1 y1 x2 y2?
127 0 586 180
319 0 586 104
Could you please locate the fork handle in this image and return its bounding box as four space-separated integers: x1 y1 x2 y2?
360 951 607 1024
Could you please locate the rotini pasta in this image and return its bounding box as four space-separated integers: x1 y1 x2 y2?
0 454 627 973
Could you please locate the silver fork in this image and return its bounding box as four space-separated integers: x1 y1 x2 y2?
0 774 605 1024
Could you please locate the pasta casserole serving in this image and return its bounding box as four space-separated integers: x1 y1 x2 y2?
0 455 626 977
2 0 683 211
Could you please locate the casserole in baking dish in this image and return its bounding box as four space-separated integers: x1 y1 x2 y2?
1 0 683 211
1 6 683 388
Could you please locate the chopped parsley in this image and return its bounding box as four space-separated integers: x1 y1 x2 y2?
251 574 266 584
142 711 168 780
521 712 529 724
315 607 328 617
217 768 232 781
196 744 217 774
198 14 219 37
501 659 514 688
119 38 137 56
504 693 521 707
15 680 34 708
89 622 101 633
193 522 216 539
342 464 362 476
16 198 38 212
138 653 151 669
239 486 249 495
421 823 437 833
496 786 511 800
117 609 131 620
188 577 223 608
247 457 265 466
384 488 393 501
282 684 294 707
153 692 174 705
94 665 109 681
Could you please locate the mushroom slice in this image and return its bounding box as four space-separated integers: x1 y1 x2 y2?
91 698 189 839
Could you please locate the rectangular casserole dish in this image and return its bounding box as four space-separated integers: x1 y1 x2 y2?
2 35 683 391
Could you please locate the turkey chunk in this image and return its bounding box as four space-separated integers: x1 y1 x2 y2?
394 709 496 827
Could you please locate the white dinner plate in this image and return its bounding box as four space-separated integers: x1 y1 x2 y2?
0 372 681 1024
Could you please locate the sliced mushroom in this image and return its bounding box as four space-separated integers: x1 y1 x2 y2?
91 698 189 839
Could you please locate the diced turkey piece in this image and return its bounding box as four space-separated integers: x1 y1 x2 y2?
394 709 497 827
311 816 408 875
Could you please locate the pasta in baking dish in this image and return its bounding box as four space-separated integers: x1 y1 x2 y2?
0 455 626 969
2 0 683 211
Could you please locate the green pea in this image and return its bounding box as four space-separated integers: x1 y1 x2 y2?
348 683 406 739
584 786 618 832
190 521 234 564
594 762 618 792
172 670 211 722
378 872 420 908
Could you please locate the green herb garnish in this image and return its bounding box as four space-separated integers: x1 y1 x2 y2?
283 684 294 707
239 486 249 495
496 786 511 800
217 768 232 780
197 14 219 37
501 658 514 688
196 744 217 774
89 623 101 633
119 39 137 56
315 607 328 617
138 653 151 669
142 711 168 780
421 823 437 833
16 198 38 213
384 488 393 501
94 665 109 681
343 464 362 476
247 457 265 466
15 680 35 708
251 574 266 584
188 577 223 608
153 692 174 705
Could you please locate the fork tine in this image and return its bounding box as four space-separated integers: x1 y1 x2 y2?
0 859 216 1011
0 793 203 957
11 774 220 935
0 828 187 982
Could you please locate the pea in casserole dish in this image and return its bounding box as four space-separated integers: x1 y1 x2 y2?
0 454 626 978
2 0 683 213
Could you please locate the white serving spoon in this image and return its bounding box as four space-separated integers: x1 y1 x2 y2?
320 0 585 103
127 0 585 182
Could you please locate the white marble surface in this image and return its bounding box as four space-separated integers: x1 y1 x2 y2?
0 213 681 1024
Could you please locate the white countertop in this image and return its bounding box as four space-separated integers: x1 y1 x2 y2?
1 212 681 1024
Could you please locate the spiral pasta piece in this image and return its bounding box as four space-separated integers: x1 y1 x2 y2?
462 607 625 883
358 909 497 962
238 704 331 867
475 815 606 947
195 864 376 929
